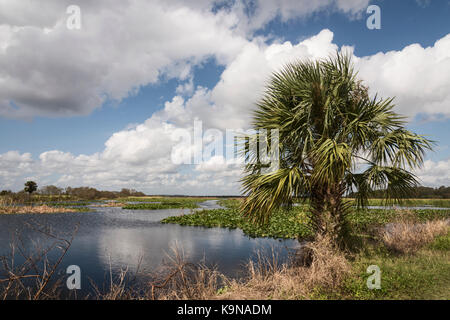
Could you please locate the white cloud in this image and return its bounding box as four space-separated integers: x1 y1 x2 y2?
155 30 450 135
356 34 450 119
0 0 371 120
416 159 450 187
227 0 370 33
0 0 248 119
0 151 34 188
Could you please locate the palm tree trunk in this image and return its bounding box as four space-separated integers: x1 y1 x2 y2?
310 183 347 247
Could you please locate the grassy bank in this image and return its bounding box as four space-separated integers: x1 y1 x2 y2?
0 197 93 214
317 231 450 300
0 194 80 204
0 205 91 215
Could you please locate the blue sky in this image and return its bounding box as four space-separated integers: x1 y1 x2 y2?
0 0 449 194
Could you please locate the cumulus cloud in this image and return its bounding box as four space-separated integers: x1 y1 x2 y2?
356 34 450 119
0 0 248 119
416 159 450 187
0 0 371 119
0 151 33 187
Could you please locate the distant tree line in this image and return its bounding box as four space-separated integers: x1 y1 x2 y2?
64 186 146 199
1 183 448 200
348 186 450 199
0 182 145 200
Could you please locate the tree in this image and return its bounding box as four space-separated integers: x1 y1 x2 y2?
0 190 12 196
39 185 63 195
24 181 38 195
120 188 132 197
240 52 433 247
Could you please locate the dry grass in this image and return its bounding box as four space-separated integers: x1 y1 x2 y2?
381 214 450 254
97 202 126 208
217 236 350 300
0 223 78 300
0 197 82 215
92 246 225 300
147 246 225 300
0 204 79 215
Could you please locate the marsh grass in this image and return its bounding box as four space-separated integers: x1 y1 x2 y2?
381 214 449 254
0 223 78 300
216 236 350 300
123 202 199 210
88 246 225 300
121 197 209 210
0 197 92 215
0 203 88 215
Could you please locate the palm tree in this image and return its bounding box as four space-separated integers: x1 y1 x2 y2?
240 52 433 246
24 181 38 195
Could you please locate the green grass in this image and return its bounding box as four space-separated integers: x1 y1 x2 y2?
162 199 450 240
335 232 450 300
346 208 450 230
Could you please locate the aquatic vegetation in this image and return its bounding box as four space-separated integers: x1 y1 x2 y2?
123 202 199 210
122 197 209 210
163 207 312 239
163 199 450 240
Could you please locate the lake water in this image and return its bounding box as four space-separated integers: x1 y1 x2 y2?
0 200 298 297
